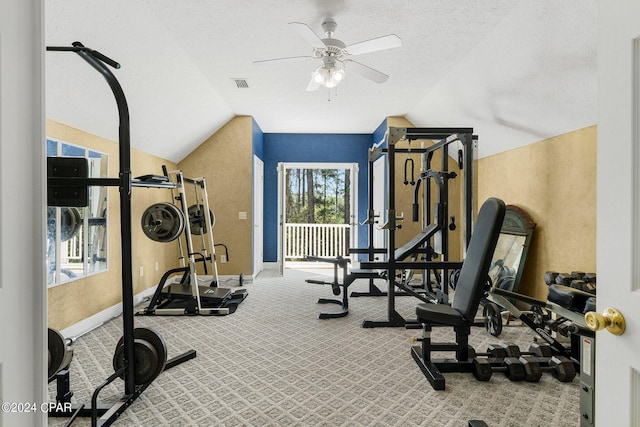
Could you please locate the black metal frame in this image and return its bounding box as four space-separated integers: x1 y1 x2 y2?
347 157 388 297
360 127 476 328
47 42 196 427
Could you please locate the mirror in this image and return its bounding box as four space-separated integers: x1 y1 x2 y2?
488 205 536 293
46 139 108 286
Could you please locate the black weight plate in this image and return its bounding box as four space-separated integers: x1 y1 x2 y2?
141 202 185 242
113 339 159 385
530 305 551 328
113 327 168 385
48 207 83 242
48 328 67 381
483 302 503 337
187 204 215 235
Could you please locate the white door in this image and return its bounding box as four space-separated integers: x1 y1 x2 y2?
372 155 386 258
277 163 285 275
348 163 359 262
1 2 47 426
253 156 264 276
596 3 640 426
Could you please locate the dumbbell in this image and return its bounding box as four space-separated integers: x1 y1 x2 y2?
569 278 596 294
570 279 586 289
518 355 576 383
498 341 553 358
582 281 596 294
544 271 559 286
466 344 508 359
555 273 573 286
471 357 527 382
571 271 586 280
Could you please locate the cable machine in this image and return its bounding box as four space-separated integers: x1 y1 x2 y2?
360 127 477 328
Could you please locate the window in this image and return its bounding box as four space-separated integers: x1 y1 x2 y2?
46 138 108 286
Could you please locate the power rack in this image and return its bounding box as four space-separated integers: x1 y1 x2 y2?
47 42 196 426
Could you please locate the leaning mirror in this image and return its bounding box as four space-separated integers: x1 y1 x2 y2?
46 139 108 286
488 205 536 293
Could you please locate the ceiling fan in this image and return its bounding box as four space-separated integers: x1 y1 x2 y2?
254 19 402 91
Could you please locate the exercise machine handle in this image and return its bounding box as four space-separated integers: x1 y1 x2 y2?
47 42 121 70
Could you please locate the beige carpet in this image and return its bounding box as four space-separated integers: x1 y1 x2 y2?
48 266 579 426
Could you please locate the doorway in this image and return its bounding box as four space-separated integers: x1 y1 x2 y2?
253 155 264 277
277 162 358 273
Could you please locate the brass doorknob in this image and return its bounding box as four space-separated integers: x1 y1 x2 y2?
585 308 626 335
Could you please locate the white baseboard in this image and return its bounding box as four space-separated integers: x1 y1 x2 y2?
59 273 254 340
60 286 156 340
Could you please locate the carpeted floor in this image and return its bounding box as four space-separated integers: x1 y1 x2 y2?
48 266 580 426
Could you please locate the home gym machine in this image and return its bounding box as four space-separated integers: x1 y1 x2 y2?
47 42 196 426
136 169 247 316
358 127 476 328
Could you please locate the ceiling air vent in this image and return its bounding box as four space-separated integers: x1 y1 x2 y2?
233 79 249 88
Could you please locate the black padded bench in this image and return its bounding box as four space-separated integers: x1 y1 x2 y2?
305 223 440 318
547 284 596 314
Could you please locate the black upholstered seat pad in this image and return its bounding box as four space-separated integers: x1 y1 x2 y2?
416 303 465 326
547 284 593 312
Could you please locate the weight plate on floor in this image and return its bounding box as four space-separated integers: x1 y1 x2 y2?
483 302 503 337
187 204 215 235
48 328 68 381
141 202 185 242
113 339 159 385
113 327 168 385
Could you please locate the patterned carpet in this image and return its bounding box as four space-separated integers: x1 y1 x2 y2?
48 266 580 426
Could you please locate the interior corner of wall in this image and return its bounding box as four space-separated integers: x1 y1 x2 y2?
386 116 415 128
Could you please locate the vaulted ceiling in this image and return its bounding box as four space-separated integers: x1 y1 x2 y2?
45 1 597 163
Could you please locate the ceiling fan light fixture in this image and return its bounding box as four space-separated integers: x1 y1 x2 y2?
312 64 345 88
313 67 326 84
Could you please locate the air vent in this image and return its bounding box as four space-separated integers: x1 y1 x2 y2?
233 79 249 88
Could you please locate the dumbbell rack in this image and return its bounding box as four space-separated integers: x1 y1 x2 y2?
47 42 196 426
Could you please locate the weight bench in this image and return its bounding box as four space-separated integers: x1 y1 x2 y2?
547 284 596 314
305 223 439 319
410 197 505 390
485 281 595 363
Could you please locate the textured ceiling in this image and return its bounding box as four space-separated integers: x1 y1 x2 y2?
45 0 597 162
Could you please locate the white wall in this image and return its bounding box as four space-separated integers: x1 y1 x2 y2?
0 1 47 426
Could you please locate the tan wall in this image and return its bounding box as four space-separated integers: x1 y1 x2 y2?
46 120 179 330
477 126 597 300
177 116 254 275
387 117 463 262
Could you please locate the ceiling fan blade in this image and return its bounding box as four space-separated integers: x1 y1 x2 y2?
253 55 314 64
344 60 389 84
344 34 402 56
306 75 321 92
289 22 326 49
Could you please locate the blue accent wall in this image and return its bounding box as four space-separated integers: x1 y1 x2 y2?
263 133 372 262
252 118 264 160
372 119 387 148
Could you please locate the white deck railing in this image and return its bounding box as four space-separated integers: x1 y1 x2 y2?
285 223 350 259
